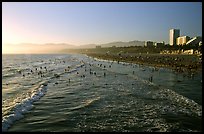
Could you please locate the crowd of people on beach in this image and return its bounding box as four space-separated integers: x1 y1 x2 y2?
16 53 201 88
87 53 202 78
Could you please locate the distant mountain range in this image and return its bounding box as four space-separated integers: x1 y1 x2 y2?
4 40 145 54
71 40 145 49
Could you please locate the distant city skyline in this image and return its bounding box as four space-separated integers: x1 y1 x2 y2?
2 2 202 53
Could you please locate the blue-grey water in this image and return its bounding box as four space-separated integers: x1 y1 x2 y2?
2 54 202 132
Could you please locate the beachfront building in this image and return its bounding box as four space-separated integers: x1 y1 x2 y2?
183 49 194 54
186 36 202 46
145 41 154 47
154 42 165 48
96 45 101 48
176 36 190 45
199 41 202 46
169 29 180 46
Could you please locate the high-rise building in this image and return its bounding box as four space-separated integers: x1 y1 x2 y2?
169 29 180 45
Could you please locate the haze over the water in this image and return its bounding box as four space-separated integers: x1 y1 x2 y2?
2 2 202 54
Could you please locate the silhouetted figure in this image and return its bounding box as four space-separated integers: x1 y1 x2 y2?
104 72 106 77
149 75 153 82
191 73 195 79
18 70 21 74
54 74 60 78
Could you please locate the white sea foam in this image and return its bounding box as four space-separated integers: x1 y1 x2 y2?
2 54 202 132
2 83 48 132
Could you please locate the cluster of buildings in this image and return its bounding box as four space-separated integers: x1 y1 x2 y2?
96 45 102 48
145 29 202 48
160 49 201 55
144 29 202 55
169 29 202 46
144 41 165 47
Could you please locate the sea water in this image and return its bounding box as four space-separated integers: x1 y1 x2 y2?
2 54 202 132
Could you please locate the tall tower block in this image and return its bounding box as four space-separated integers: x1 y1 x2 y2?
169 29 180 45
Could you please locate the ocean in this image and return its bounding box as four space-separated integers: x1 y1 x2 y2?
2 54 202 132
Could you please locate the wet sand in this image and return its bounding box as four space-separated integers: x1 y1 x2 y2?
85 53 202 74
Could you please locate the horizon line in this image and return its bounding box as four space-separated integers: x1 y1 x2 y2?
3 40 149 46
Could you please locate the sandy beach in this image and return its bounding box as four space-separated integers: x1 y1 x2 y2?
84 52 202 74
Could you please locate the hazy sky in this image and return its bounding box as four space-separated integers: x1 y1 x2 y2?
2 2 202 46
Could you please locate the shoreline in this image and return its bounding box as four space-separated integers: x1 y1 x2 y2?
84 53 202 75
